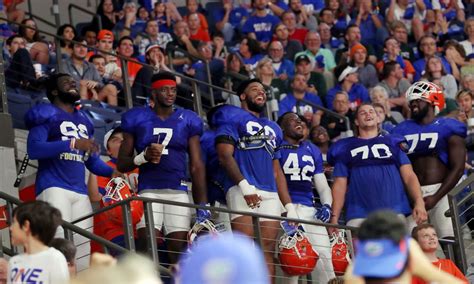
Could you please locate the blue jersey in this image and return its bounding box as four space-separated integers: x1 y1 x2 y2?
215 105 283 193
392 117 466 165
278 92 323 116
200 129 226 204
279 140 324 207
328 135 412 221
242 14 280 43
25 104 104 196
121 107 203 192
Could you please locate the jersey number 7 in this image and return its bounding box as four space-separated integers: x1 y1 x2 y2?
153 128 173 155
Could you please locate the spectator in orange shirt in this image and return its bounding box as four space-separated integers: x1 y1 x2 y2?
116 36 142 87
183 0 209 33
88 127 141 257
376 37 415 82
411 223 468 284
187 12 210 42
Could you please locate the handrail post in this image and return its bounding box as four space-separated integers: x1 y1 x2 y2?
120 57 133 109
204 60 215 106
252 216 264 248
143 202 159 264
448 194 468 273
191 81 204 118
122 201 136 252
0 41 7 114
6 201 17 255
52 0 63 72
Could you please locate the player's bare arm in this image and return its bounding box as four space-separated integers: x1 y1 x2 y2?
274 159 291 206
329 177 347 227
216 143 261 207
424 135 466 210
188 135 208 204
399 164 427 224
117 132 138 173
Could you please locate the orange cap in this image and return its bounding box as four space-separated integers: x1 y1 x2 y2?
349 43 367 58
97 29 114 41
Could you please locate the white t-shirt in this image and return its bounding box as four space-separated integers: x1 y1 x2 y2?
7 248 69 284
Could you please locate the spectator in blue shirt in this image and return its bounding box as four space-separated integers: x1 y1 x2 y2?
279 73 323 126
326 64 370 111
268 41 295 81
242 0 281 50
213 0 249 43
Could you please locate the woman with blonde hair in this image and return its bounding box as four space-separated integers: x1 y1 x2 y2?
255 57 288 101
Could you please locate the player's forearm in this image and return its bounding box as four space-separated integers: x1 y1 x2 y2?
190 161 208 204
275 161 292 205
313 173 333 205
436 137 466 199
27 126 71 159
330 178 347 222
85 155 114 177
116 155 138 173
216 144 245 185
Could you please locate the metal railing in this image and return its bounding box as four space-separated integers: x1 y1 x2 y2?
448 173 474 274
68 4 101 31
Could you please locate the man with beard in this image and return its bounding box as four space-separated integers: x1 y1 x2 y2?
215 79 296 280
392 81 466 239
24 73 114 270
328 103 427 228
117 72 209 266
277 112 336 283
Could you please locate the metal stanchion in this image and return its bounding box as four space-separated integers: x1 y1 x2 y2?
122 202 136 252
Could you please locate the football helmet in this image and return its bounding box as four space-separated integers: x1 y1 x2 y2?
103 177 143 226
187 219 219 246
278 230 318 276
331 231 351 275
406 81 445 115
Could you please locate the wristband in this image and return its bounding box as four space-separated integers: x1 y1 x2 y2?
70 138 76 150
238 179 257 196
284 203 296 213
133 148 148 166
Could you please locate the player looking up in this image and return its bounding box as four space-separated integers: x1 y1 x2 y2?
329 103 427 228
277 112 336 283
392 81 467 238
24 73 114 270
215 79 296 279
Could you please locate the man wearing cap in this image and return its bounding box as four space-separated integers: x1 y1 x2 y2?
132 44 175 106
278 73 323 126
88 127 140 255
215 79 295 279
294 51 328 104
86 29 114 60
329 104 426 229
117 72 209 265
326 63 370 111
345 210 464 283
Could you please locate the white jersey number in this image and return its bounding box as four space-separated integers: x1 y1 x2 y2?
153 128 173 155
404 133 438 154
60 121 89 140
283 153 315 181
245 121 277 148
350 144 393 160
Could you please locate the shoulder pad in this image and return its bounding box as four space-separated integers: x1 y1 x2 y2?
212 105 246 127
24 103 61 130
388 134 409 153
441 118 467 139
327 138 353 166
121 107 153 133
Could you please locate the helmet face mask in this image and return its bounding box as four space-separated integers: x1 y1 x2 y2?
187 219 219 246
406 81 445 115
278 230 318 276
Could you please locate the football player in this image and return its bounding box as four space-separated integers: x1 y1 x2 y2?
277 112 336 283
392 81 467 238
215 79 296 279
116 72 209 265
328 103 427 228
24 73 115 270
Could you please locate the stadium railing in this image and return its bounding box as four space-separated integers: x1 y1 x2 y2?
447 173 474 274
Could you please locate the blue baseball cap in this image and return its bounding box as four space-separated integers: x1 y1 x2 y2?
353 237 409 279
178 232 268 284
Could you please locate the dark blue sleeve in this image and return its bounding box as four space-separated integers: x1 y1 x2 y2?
311 143 324 174
85 155 114 177
188 112 204 138
278 98 292 116
27 125 71 160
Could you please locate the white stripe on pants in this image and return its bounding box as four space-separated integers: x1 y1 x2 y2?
37 187 92 271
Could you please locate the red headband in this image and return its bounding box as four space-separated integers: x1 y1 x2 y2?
151 79 177 90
